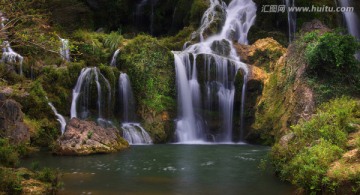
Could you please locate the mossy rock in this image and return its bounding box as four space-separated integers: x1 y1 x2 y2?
119 35 176 143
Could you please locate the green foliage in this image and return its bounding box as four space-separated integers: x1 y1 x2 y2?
305 31 360 83
35 168 59 184
356 137 360 150
38 62 85 115
0 168 22 194
249 49 283 72
281 140 343 192
87 131 93 139
160 26 195 50
190 0 209 26
0 0 61 62
71 30 109 64
0 139 19 167
271 97 360 193
99 65 119 90
21 81 49 120
120 35 176 114
104 32 124 52
119 35 176 142
32 126 60 148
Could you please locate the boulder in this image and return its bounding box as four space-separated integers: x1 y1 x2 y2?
54 118 129 155
0 98 30 144
210 39 231 56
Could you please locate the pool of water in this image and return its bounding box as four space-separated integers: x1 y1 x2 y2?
22 144 294 195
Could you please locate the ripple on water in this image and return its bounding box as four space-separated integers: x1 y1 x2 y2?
234 156 256 161
163 166 177 171
200 161 215 166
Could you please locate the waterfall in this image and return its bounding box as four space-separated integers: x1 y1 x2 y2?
119 73 136 122
122 123 152 145
110 49 120 66
285 0 296 42
1 41 24 75
338 0 360 59
149 0 158 35
174 0 255 143
59 38 70 61
135 0 150 30
119 73 152 144
0 12 7 29
48 102 67 134
198 0 226 42
136 0 149 15
70 67 112 126
135 0 157 35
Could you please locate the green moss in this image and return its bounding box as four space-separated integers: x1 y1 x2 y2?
298 31 360 104
190 0 209 27
0 139 20 167
71 30 124 65
281 140 343 193
160 26 195 50
249 48 283 72
0 168 22 194
119 35 176 142
305 31 360 81
271 97 360 193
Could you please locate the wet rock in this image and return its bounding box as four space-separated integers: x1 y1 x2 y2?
54 118 129 155
210 39 231 56
0 98 30 144
301 19 331 34
279 133 295 148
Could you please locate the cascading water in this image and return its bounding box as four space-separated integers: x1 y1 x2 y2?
59 38 70 61
285 0 296 42
135 0 149 29
338 0 360 59
0 11 7 29
47 98 67 134
70 67 112 126
149 0 158 35
110 49 120 66
135 0 157 35
119 73 152 144
174 0 256 143
1 41 24 75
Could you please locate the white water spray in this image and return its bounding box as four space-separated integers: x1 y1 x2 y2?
70 68 112 124
48 102 67 134
110 49 120 66
285 0 296 42
1 41 24 75
338 0 360 59
59 38 70 61
119 73 152 144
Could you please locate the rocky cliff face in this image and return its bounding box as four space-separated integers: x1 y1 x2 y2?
235 35 316 144
54 118 129 155
0 95 30 144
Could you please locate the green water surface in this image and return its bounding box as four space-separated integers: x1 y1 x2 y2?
23 144 294 195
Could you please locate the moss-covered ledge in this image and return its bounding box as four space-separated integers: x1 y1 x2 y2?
119 35 176 143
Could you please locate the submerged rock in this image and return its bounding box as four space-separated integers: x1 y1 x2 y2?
0 97 30 144
54 118 129 155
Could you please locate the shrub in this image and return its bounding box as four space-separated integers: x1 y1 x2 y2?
281 140 343 192
0 168 22 194
104 32 124 52
0 139 19 167
271 97 360 193
305 31 360 83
